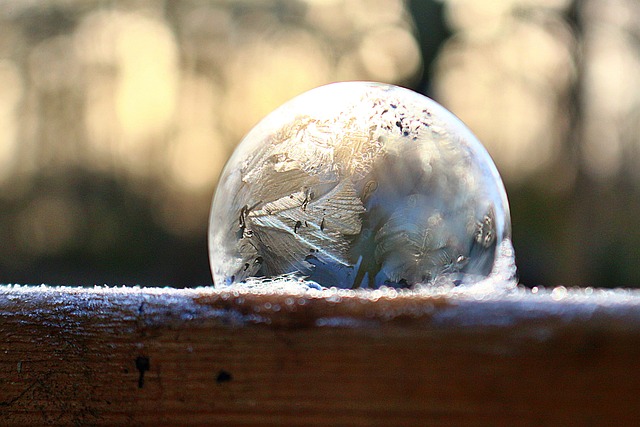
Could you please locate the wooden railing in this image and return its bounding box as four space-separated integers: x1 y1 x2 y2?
1 284 639 425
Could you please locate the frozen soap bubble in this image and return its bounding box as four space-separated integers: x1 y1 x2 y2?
209 82 515 289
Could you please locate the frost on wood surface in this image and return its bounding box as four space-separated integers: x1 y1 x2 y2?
2 283 640 427
1 283 640 330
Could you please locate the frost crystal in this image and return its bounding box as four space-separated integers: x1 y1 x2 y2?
209 82 515 289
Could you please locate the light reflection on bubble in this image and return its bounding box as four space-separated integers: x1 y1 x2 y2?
209 82 515 289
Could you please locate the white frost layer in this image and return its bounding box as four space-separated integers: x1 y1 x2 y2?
1 282 640 329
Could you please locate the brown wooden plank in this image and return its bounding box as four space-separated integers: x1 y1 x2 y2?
1 284 640 426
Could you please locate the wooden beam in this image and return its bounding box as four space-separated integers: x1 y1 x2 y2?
1 284 640 425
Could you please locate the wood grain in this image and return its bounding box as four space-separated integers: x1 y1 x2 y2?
1 285 640 426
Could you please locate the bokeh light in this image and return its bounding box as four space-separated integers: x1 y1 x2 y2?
434 0 576 182
0 0 639 288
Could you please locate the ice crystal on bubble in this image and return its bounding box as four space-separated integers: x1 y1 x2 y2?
209 82 516 289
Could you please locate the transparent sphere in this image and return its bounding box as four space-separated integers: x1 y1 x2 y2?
209 82 515 289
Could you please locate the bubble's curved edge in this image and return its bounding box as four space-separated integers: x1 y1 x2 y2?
208 80 515 288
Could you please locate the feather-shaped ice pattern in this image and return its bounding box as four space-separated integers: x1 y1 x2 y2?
209 82 516 289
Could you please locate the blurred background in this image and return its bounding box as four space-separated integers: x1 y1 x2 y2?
0 0 638 288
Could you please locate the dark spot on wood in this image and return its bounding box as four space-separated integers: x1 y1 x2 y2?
216 370 233 384
138 302 145 314
243 263 250 271
320 217 325 231
576 332 606 360
294 220 302 233
135 356 150 389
